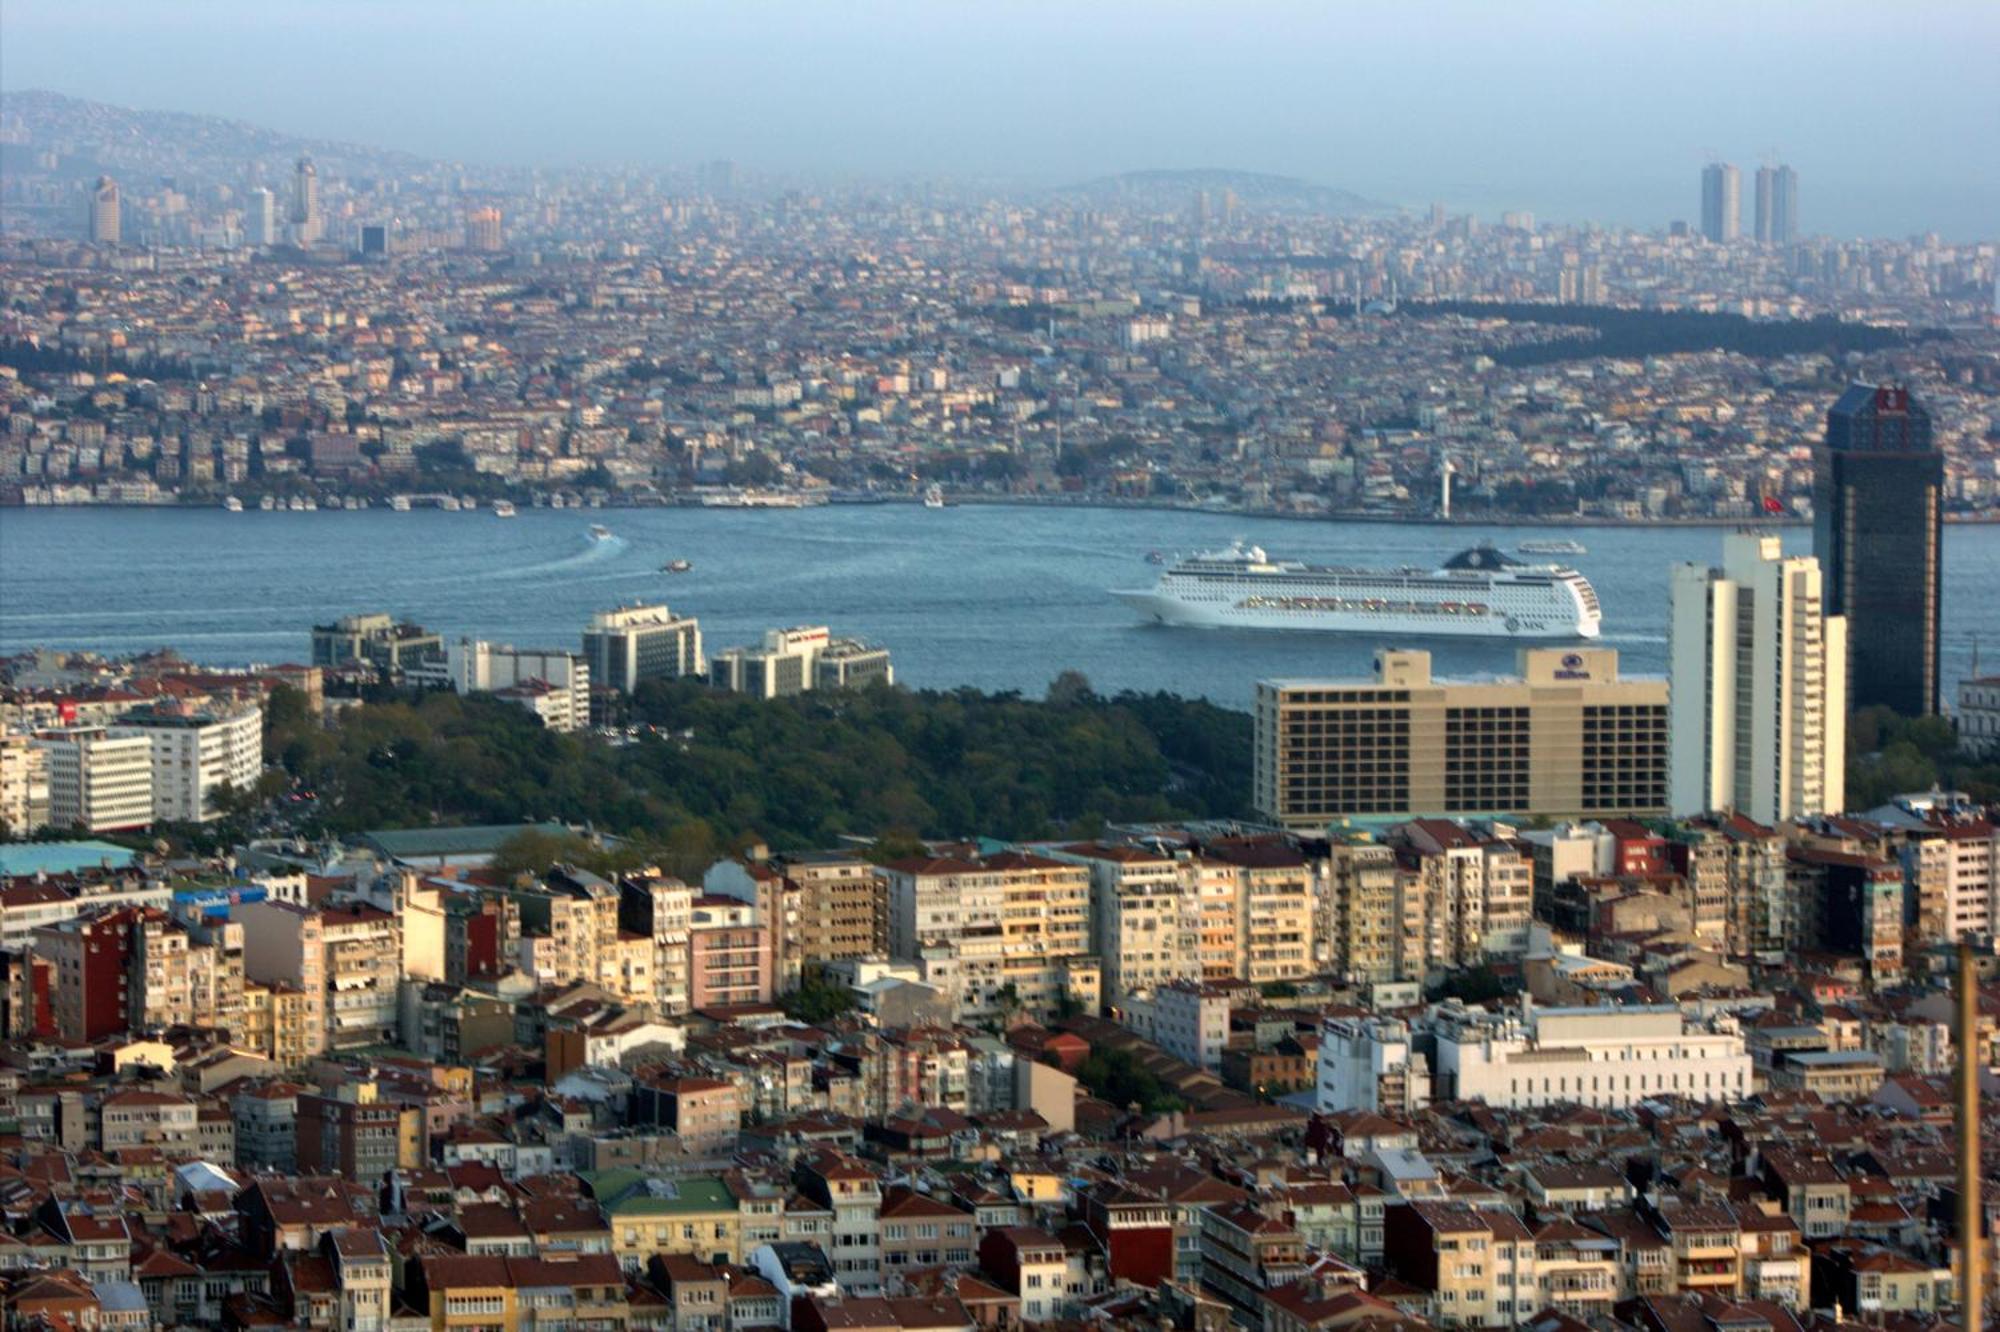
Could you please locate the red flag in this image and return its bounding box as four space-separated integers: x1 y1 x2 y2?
1762 495 1784 514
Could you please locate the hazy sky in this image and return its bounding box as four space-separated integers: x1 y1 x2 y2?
4 1 1995 238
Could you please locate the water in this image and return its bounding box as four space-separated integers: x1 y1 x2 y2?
2 505 1995 710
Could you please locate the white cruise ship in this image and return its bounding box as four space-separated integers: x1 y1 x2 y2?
1113 541 1600 639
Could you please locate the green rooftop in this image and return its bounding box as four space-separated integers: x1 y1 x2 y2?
583 1169 738 1215
358 821 571 862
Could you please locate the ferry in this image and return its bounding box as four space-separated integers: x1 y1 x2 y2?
699 489 810 508
492 499 517 518
222 496 243 512
1517 538 1587 557
1112 541 1601 639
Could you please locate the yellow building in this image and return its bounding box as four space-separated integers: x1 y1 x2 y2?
1254 647 1669 827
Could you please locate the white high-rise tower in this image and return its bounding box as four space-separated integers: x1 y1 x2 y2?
1669 531 1846 824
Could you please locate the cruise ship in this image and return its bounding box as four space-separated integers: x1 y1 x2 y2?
1112 542 1600 639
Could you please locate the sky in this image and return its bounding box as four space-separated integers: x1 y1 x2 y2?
3 1 1996 239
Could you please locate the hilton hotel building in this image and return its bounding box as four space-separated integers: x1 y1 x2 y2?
1254 648 1668 828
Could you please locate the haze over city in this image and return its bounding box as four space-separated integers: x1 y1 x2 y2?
4 0 1998 238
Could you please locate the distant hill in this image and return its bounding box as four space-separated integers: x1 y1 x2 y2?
0 88 436 186
1055 168 1391 216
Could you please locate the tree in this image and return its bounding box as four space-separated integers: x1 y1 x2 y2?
781 978 858 1025
1046 671 1096 707
1075 1047 1185 1114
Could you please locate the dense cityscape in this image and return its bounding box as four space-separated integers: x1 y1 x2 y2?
2 14 2000 1332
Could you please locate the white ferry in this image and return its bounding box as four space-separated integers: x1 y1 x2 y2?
1517 538 1587 556
1112 541 1601 639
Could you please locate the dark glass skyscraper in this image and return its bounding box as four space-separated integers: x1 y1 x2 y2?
1814 384 1943 717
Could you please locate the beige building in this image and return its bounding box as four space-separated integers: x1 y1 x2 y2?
237 900 328 1061
1255 647 1668 827
1320 839 1400 983
320 903 402 1049
1205 840 1315 984
1052 842 1203 1003
0 734 50 834
1394 820 1535 972
884 852 1094 1022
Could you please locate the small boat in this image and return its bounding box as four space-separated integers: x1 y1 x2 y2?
589 523 613 541
438 496 461 512
661 559 692 574
1516 538 1587 557
1146 550 1168 564
222 496 243 512
459 496 478 511
922 483 945 509
258 495 276 512
492 499 517 518
389 495 411 512
301 497 317 511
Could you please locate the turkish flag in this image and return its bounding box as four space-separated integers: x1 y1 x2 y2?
1762 495 1784 514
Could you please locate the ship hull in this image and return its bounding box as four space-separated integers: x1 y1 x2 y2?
1111 588 1597 639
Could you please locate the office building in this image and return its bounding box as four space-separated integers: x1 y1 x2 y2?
88 176 120 246
1254 647 1668 826
1815 383 1944 716
437 639 590 733
1670 531 1846 824
1434 1004 1751 1109
1755 164 1797 244
1700 162 1740 242
311 612 445 675
110 700 263 823
358 223 388 256
35 728 154 832
582 602 704 694
708 625 892 698
248 186 278 246
291 155 321 245
1316 1014 1430 1116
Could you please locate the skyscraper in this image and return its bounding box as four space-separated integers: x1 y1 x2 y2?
1699 162 1740 242
291 156 321 245
88 176 120 245
1815 384 1944 716
248 187 277 246
1755 164 1797 245
1669 531 1846 824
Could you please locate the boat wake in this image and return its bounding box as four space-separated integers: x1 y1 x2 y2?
480 534 628 582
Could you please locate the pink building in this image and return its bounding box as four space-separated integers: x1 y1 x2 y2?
687 895 773 1009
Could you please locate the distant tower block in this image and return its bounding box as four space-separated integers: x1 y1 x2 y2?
1700 162 1740 242
88 176 120 245
292 155 321 245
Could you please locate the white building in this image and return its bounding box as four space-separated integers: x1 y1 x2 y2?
581 602 703 694
1670 531 1846 824
1121 979 1233 1072
1959 675 2000 758
0 734 51 834
35 728 154 831
111 702 263 823
440 638 591 732
1435 1003 1751 1110
709 625 892 698
1316 1014 1431 1116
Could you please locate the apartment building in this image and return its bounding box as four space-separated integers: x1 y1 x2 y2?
438 638 591 733
617 873 691 1014
707 850 887 985
1316 1015 1431 1117
1203 839 1315 985
0 734 50 833
297 1082 421 1181
98 1088 199 1153
1392 820 1534 973
320 902 402 1049
1382 1202 1537 1328
1122 979 1234 1072
504 869 622 993
1320 839 1400 983
1052 842 1202 1004
110 700 262 823
1255 647 1669 826
884 852 1094 1022
237 900 328 1061
687 896 774 1009
581 602 703 694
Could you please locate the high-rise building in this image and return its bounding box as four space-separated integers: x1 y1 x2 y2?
708 625 892 697
1700 162 1740 242
248 186 278 246
291 155 321 245
1669 531 1847 824
1815 384 1944 716
110 700 263 823
582 603 704 694
88 176 121 245
438 639 590 732
1755 164 1797 244
1253 648 1669 826
465 205 503 252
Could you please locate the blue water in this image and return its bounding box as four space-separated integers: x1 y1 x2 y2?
2 505 1995 710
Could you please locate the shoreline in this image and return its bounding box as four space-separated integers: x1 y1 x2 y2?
8 493 2000 527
